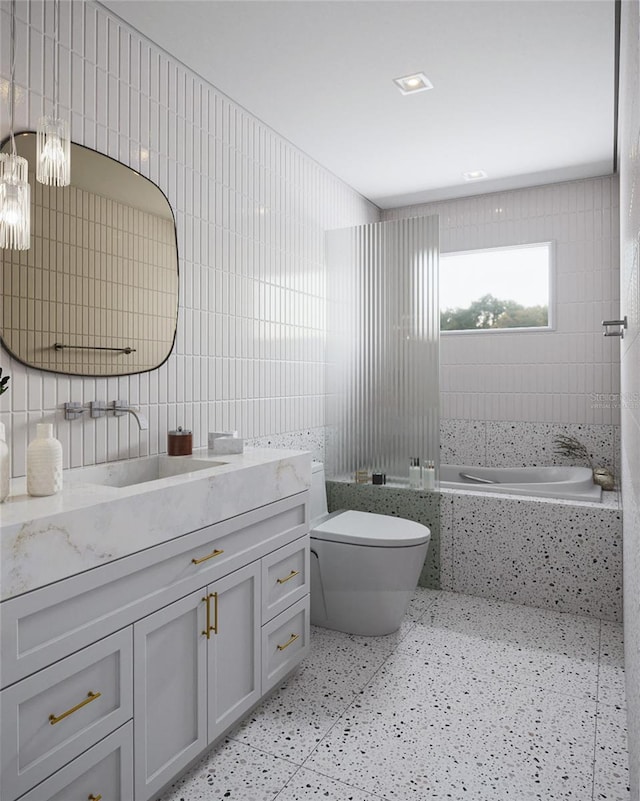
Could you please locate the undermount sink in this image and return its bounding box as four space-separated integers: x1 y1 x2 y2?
65 455 227 489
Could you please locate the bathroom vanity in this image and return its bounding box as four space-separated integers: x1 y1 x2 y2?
0 449 311 801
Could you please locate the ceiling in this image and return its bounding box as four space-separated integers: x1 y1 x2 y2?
100 0 617 209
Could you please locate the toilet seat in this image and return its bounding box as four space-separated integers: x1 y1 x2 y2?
311 510 430 548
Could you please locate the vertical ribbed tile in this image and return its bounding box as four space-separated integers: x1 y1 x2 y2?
326 216 439 480
0 0 378 476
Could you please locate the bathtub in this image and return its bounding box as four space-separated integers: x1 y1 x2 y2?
439 464 602 502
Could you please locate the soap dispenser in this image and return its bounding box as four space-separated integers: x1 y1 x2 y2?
0 422 9 502
27 423 63 496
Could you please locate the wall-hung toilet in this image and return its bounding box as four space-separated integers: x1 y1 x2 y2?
310 462 430 636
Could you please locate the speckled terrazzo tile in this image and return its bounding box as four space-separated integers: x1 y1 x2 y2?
246 427 324 463
439 419 486 466
599 620 626 708
437 494 454 590
275 767 384 801
395 610 599 700
154 739 296 801
227 627 392 762
593 703 631 800
484 421 616 474
304 655 598 801
424 590 602 660
451 493 623 620
404 587 439 622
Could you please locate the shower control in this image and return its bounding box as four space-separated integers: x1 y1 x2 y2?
602 316 628 338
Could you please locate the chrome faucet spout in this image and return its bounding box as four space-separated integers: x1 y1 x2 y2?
112 401 149 430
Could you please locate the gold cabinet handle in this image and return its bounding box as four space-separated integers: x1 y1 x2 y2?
276 569 300 585
276 633 300 651
88 795 102 801
212 591 218 634
202 592 218 638
192 548 224 565
49 691 101 725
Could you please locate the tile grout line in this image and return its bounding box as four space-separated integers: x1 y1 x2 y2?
276 617 434 800
591 618 603 801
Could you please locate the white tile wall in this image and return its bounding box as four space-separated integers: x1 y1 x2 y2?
384 177 621 425
618 2 640 797
0 0 379 477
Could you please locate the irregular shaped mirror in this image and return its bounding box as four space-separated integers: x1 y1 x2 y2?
0 132 178 376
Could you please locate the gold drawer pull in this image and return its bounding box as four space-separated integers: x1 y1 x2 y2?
191 548 224 565
276 569 300 585
49 691 101 725
88 795 102 801
277 633 300 651
201 592 218 639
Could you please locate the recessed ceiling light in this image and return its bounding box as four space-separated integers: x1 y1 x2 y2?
462 170 488 181
393 72 433 95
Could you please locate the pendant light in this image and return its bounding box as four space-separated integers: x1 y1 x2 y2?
0 0 30 250
36 0 70 186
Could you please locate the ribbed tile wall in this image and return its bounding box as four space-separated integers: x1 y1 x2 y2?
383 176 620 425
0 0 378 477
326 216 439 480
619 2 640 797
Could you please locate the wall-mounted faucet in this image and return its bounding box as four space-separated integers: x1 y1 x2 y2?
64 400 149 430
112 400 149 430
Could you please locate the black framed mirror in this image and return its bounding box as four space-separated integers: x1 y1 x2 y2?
0 132 179 376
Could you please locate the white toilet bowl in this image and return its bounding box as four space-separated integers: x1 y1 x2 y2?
309 463 430 636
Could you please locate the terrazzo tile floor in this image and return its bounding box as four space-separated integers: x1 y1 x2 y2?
156 589 629 801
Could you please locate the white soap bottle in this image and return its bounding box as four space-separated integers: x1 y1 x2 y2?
27 423 63 497
409 457 422 489
422 459 436 490
0 422 9 503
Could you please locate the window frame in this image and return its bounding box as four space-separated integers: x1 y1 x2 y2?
439 241 555 335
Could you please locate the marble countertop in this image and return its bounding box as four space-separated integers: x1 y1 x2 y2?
0 448 311 602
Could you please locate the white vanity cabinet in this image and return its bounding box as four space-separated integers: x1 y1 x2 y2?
134 562 262 801
0 481 310 801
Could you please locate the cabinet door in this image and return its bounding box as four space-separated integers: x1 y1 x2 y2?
134 590 207 801
207 561 261 742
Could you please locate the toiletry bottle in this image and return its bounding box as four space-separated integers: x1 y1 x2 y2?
0 422 9 502
422 459 436 490
409 457 422 489
27 423 63 496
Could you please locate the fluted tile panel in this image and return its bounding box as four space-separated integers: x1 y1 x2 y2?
326 216 439 480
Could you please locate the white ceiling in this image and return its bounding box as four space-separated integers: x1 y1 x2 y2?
100 0 616 209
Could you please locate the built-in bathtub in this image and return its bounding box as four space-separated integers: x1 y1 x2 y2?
439 464 602 502
326 467 621 621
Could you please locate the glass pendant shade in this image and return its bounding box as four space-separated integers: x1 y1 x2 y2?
36 117 70 186
0 153 31 250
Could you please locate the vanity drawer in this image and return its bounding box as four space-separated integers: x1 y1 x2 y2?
17 721 133 801
261 536 309 622
1 492 308 686
0 628 133 801
261 595 310 693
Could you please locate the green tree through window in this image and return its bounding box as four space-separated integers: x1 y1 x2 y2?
441 293 548 330
440 243 551 332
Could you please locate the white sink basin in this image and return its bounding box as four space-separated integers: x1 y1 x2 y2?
65 455 226 489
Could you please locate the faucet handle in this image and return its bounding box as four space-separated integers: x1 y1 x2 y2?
112 399 127 416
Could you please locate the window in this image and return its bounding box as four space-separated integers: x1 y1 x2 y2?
440 242 552 332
